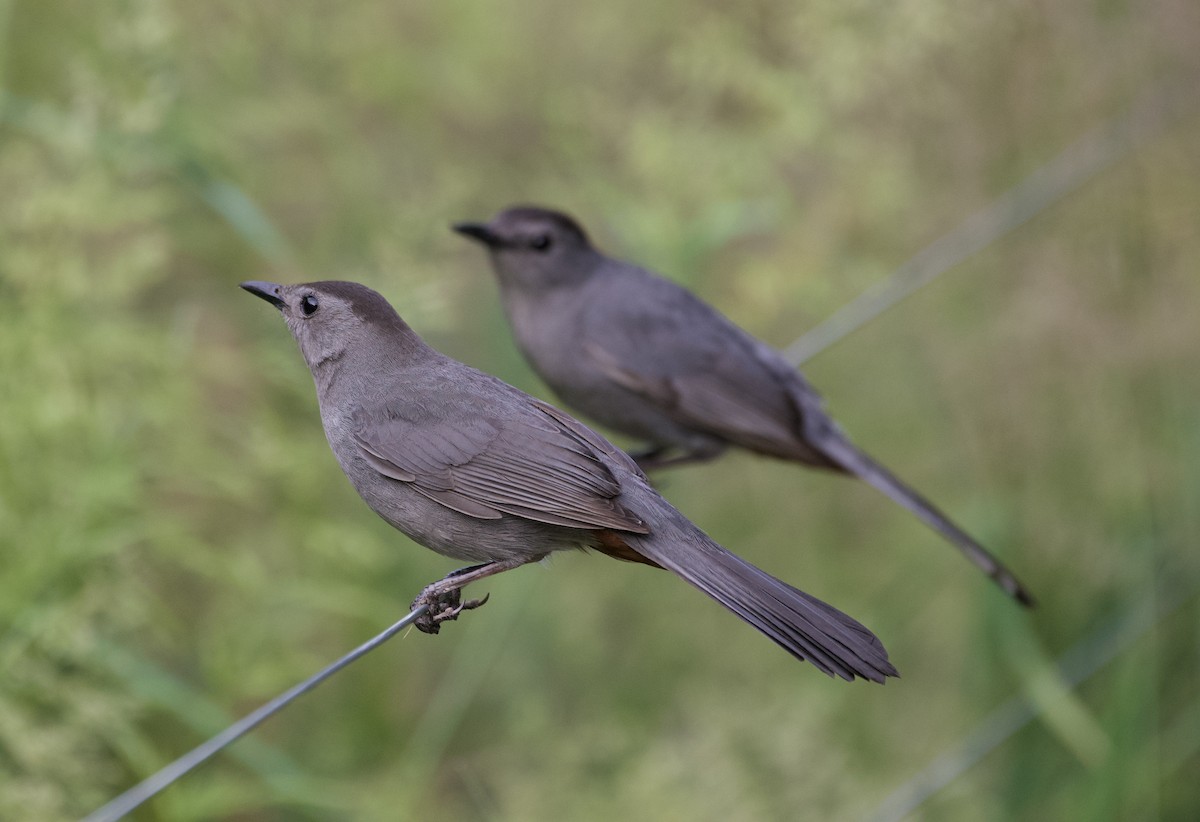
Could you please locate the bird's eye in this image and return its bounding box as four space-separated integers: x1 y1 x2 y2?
300 294 320 316
529 234 552 251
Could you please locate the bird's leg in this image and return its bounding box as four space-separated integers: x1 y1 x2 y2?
628 444 670 465
410 556 537 634
632 443 727 471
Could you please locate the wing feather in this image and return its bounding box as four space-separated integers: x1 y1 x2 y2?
578 280 830 458
351 400 649 534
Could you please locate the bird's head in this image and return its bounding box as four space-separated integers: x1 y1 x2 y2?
453 205 596 290
240 280 421 375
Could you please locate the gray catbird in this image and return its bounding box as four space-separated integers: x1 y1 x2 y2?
241 280 896 682
453 206 1033 606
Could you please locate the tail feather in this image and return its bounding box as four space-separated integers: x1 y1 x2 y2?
814 429 1035 606
623 513 897 683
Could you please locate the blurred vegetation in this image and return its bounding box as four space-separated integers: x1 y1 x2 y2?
1 0 1199 820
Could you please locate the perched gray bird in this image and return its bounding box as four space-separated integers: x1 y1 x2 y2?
453 206 1034 606
241 280 896 682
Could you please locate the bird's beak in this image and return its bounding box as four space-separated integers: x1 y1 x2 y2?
240 281 287 309
452 222 505 248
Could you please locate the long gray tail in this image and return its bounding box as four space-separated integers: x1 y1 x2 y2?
813 427 1035 606
624 508 898 683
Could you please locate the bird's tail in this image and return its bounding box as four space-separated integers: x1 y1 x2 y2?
621 504 898 683
813 428 1035 606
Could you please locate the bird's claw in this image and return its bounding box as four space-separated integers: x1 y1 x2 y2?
411 588 491 634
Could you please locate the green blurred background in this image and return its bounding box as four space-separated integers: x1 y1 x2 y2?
2 1 1199 820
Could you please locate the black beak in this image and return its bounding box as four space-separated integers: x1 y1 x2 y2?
240 281 287 309
452 222 505 248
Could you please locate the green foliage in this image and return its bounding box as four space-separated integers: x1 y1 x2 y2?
1 0 1198 819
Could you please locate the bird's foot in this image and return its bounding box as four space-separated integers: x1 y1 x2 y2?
409 558 532 634
410 585 490 634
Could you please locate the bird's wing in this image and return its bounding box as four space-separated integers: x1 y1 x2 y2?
580 276 824 455
351 397 650 534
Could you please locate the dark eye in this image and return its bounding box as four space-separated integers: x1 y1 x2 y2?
529 234 552 251
300 294 319 316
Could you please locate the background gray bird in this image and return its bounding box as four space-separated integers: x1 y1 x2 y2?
453 206 1034 606
241 279 897 683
